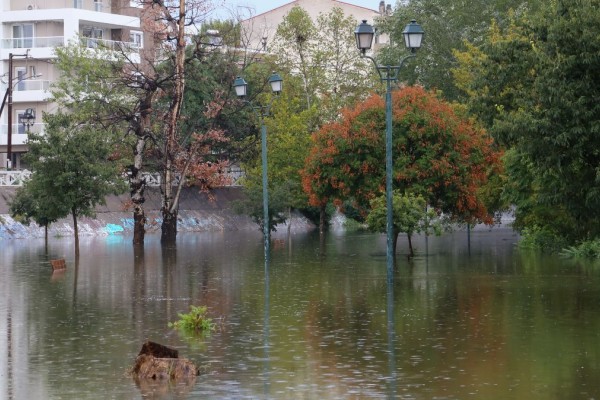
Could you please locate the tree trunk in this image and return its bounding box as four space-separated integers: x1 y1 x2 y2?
130 144 146 245
161 208 178 244
319 204 326 234
407 233 414 258
72 207 79 258
392 231 399 266
159 0 186 245
130 90 153 246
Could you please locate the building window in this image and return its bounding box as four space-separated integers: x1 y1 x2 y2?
94 0 103 12
16 110 26 134
15 68 26 91
83 27 103 48
130 31 143 49
74 0 83 8
12 24 34 48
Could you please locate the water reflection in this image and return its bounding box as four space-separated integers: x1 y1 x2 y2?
1 229 600 398
263 255 271 398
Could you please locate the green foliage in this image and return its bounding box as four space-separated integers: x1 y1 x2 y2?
20 112 126 234
518 225 568 253
302 87 501 226
458 0 600 242
168 305 216 336
9 183 62 229
561 240 600 259
272 6 376 118
366 191 441 238
382 0 540 101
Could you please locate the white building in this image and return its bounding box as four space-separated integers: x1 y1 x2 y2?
0 0 145 170
240 0 393 52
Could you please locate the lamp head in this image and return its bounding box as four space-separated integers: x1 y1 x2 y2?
402 20 425 52
354 20 375 54
233 76 248 98
268 72 283 94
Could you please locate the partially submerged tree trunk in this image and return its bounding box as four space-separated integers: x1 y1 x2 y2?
319 204 326 234
71 207 79 257
407 233 414 259
131 341 198 383
130 90 153 246
159 0 187 245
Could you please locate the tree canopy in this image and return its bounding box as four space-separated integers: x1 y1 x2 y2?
454 0 600 241
302 86 502 225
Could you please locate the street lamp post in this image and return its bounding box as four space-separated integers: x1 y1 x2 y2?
354 19 424 278
234 72 283 258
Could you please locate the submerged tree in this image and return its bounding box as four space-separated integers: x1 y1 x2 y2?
366 191 440 259
302 86 502 230
20 113 126 255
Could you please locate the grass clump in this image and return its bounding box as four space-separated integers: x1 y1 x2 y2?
168 305 215 336
560 239 600 259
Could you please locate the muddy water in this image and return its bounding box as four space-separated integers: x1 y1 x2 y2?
1 228 599 399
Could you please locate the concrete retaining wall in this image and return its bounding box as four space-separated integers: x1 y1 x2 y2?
0 187 315 240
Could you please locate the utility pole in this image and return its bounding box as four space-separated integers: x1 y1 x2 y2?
1 51 29 169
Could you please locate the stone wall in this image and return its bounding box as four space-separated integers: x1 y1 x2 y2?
0 187 315 239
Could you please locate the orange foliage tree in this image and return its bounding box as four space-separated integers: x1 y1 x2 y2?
301 86 502 227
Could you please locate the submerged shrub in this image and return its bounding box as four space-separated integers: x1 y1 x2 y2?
169 305 216 336
560 239 600 259
518 225 567 252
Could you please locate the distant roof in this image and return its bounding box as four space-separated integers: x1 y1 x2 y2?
241 0 378 22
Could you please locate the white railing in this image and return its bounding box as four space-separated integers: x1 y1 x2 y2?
1 36 64 49
14 0 111 13
80 37 140 51
0 168 244 187
12 80 50 92
0 170 31 186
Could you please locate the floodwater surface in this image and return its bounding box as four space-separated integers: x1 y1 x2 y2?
1 228 600 399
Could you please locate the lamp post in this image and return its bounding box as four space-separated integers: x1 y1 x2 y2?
234 72 283 258
19 108 35 133
354 19 424 278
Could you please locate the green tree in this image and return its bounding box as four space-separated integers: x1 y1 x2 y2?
51 41 154 245
455 0 600 242
9 180 65 242
272 6 376 118
380 0 541 101
366 191 440 259
234 90 315 233
23 113 126 255
302 86 502 230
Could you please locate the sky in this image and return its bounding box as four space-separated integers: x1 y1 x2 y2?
213 0 380 19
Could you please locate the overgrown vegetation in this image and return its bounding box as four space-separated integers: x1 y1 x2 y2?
561 240 600 260
168 305 216 336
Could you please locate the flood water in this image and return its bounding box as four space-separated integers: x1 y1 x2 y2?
1 227 600 399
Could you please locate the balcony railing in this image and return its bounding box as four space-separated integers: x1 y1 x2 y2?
0 170 31 186
1 36 64 49
12 80 50 92
0 168 244 187
0 123 44 136
1 36 139 53
14 0 110 13
80 37 140 51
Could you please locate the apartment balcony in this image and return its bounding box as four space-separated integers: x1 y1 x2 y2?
8 0 113 13
11 80 51 103
1 5 140 31
1 36 140 62
0 123 44 147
